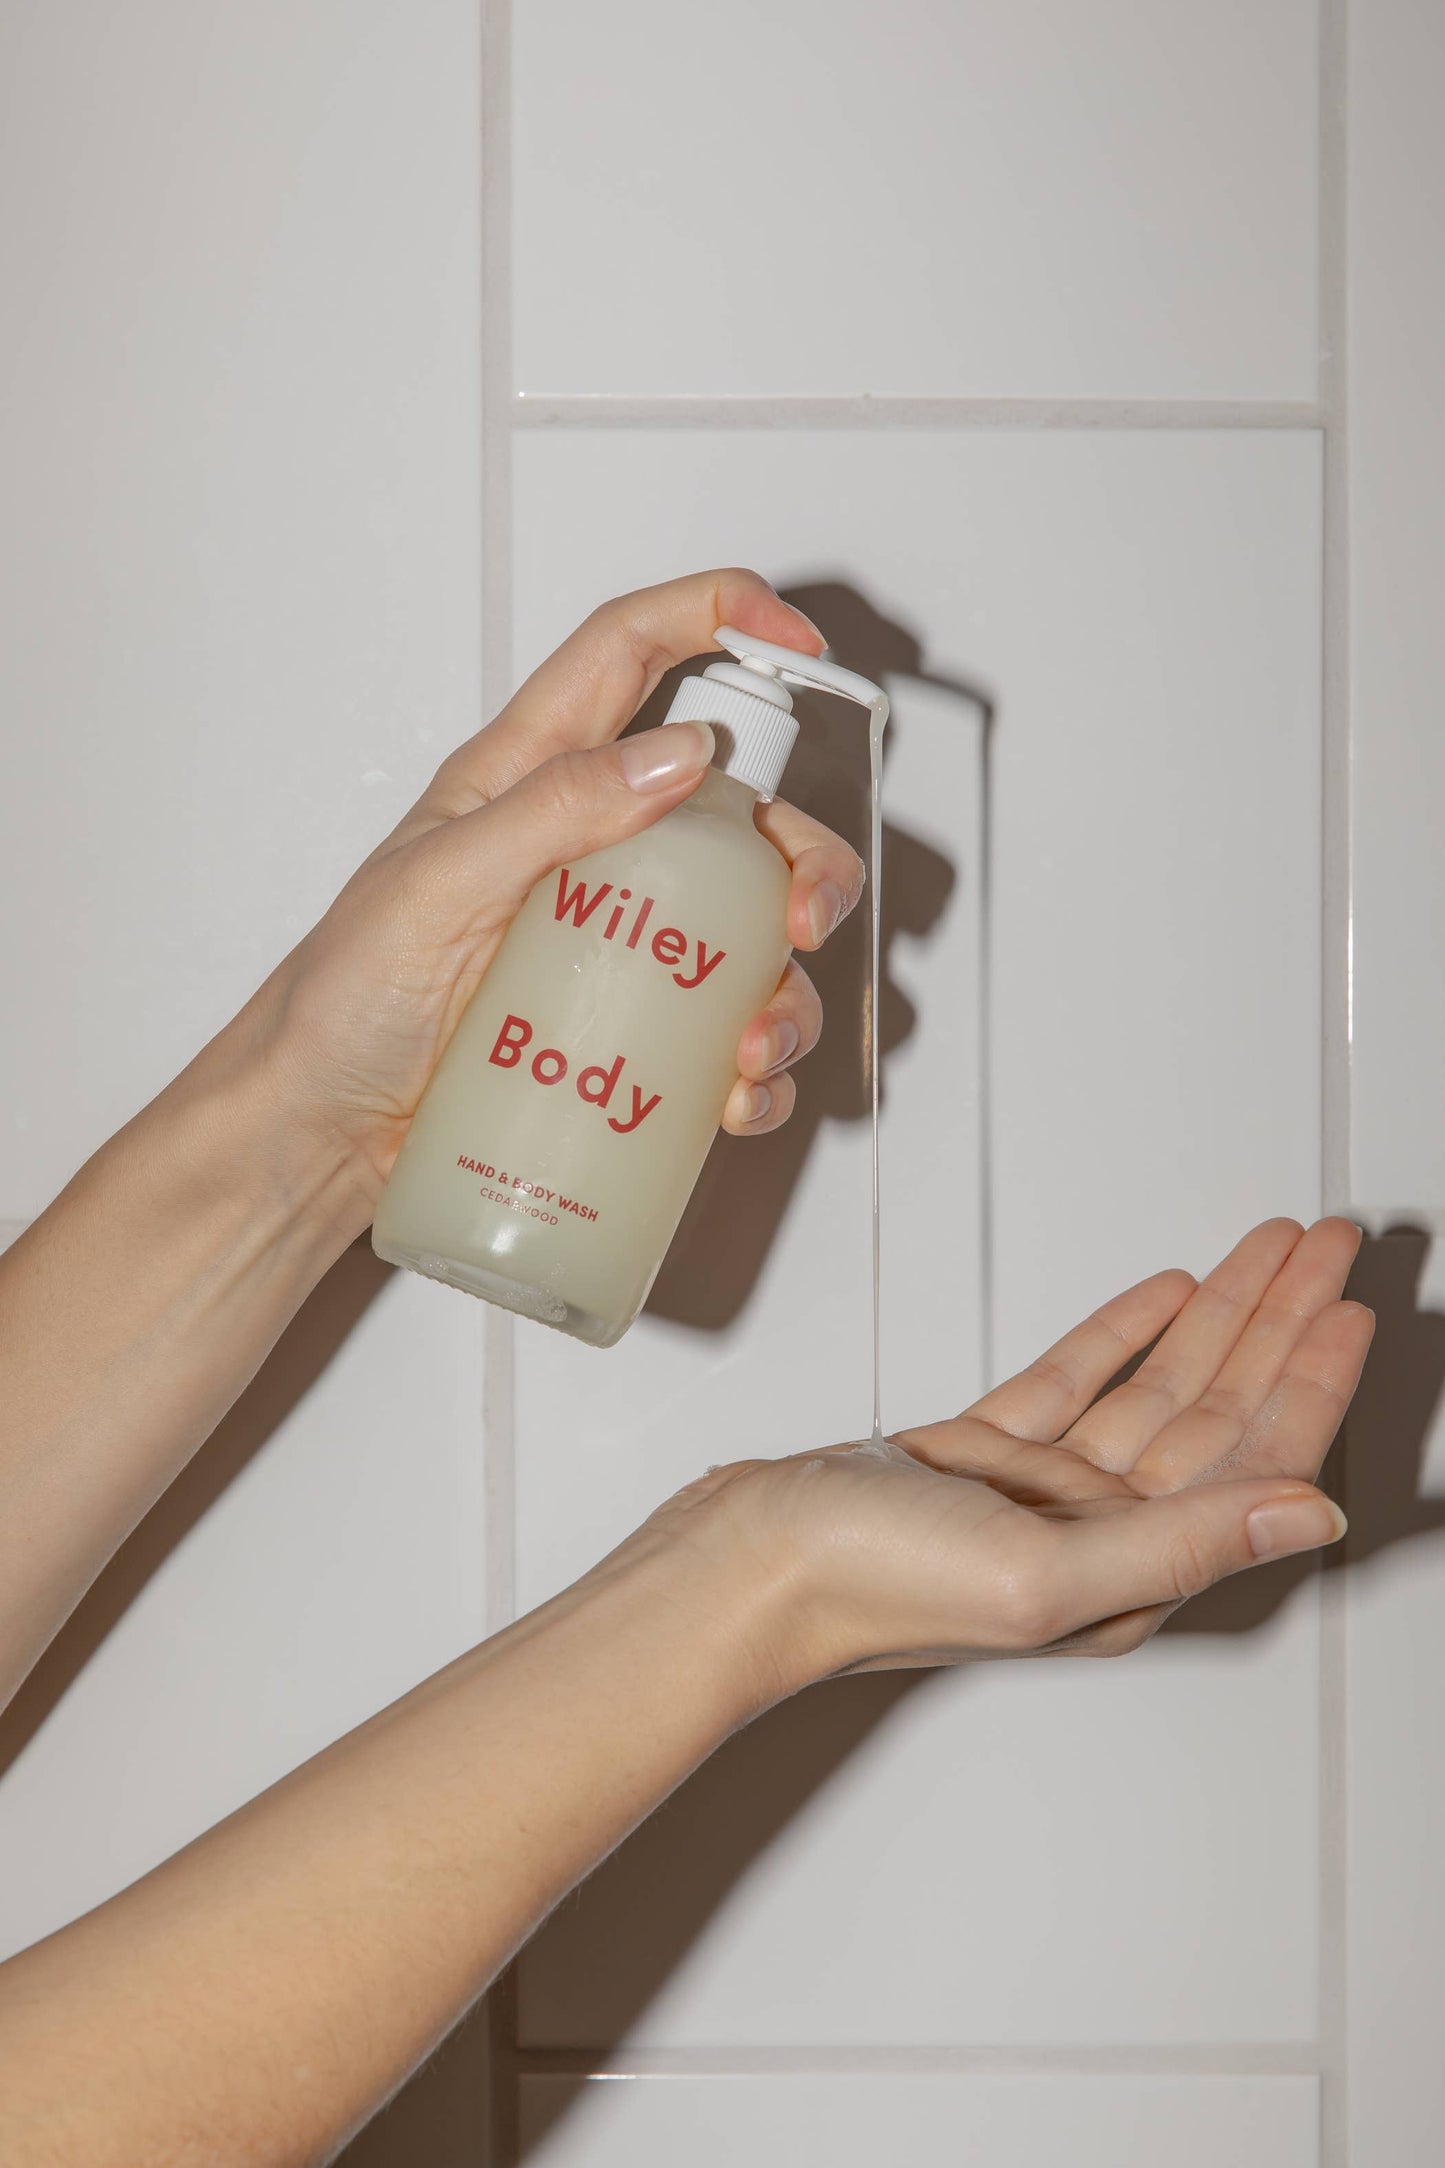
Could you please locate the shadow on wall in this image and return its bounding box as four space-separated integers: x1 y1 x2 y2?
645 580 979 1334
0 1246 395 1784
7 580 1445 2165
1165 1223 1445 1635
512 1225 1445 2165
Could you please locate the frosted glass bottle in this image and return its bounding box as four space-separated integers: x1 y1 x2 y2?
372 627 888 1347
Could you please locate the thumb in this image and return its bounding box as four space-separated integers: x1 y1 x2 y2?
413 721 716 922
1051 1479 1347 1636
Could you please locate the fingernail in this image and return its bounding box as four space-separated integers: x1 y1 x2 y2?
620 721 714 793
758 1019 800 1074
735 1082 772 1126
789 606 828 650
1246 1495 1348 1560
806 879 846 946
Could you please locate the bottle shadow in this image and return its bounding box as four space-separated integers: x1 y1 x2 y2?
644 579 985 1334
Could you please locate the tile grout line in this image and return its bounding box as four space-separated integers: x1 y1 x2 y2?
510 394 1325 432
513 2045 1324 2081
503 75 1341 2144
479 0 516 1647
478 3 521 2164
1319 7 1354 1221
1317 0 1352 2162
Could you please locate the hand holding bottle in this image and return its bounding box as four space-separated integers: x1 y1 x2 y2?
243 569 862 1236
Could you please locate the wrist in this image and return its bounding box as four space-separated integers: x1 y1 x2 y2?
136 999 378 1268
616 1461 825 1711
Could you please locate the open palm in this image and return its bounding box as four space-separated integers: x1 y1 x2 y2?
695 1218 1371 1682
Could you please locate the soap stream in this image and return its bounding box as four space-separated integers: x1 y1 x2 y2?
866 694 889 1444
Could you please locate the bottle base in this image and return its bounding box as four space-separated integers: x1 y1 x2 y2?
372 1235 626 1348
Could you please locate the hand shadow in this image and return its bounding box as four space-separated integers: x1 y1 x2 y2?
0 1240 394 1785
514 1223 1445 2163
644 579 986 1333
1165 1219 1445 1634
508 1669 926 2160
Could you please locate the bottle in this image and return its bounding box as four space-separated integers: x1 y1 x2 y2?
371 627 887 1347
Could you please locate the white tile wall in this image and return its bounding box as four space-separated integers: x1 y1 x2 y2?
519 1617 1321 2050
1342 6 1445 2161
510 427 1322 1605
0 0 492 2076
508 428 1323 2057
0 1256 487 1961
1347 0 1445 1210
512 0 1320 401
519 2073 1321 2168
1344 1214 1445 2163
0 0 483 1218
3 0 1439 2160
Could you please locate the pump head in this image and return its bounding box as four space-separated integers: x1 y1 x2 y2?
661 624 889 801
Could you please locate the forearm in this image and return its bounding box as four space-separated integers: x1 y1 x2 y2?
0 1520 785 2167
0 1007 367 1700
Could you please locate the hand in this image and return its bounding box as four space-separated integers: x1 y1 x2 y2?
241 570 863 1227
663 1218 1372 1685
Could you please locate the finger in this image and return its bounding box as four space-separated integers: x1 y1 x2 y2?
753 797 867 951
961 1269 1197 1445
894 1416 1134 1505
1067 1219 1305 1473
405 722 715 941
1041 1478 1347 1642
398 571 825 839
722 1068 796 1137
1135 1298 1375 1494
735 961 823 1083
1130 1219 1364 1488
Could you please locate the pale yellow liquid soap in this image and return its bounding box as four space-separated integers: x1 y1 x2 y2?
373 628 889 1357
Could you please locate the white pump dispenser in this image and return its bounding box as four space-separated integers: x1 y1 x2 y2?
372 626 888 1353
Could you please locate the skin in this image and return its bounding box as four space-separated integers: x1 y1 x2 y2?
0 570 854 1701
0 570 1374 2165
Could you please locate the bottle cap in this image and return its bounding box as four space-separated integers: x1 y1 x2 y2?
661 627 889 802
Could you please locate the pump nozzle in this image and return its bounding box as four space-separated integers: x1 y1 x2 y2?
660 626 888 802
711 626 890 734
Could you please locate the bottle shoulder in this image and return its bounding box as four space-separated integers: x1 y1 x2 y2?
648 792 791 906
583 782 789 894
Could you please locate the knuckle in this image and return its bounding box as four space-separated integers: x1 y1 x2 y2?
589 591 659 671
1195 1380 1249 1424
998 1571 1062 1651
592 587 640 630
1025 1352 1079 1401
1195 1276 1248 1318
422 747 484 818
1085 1305 1132 1356
1162 1526 1218 1601
532 749 593 826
